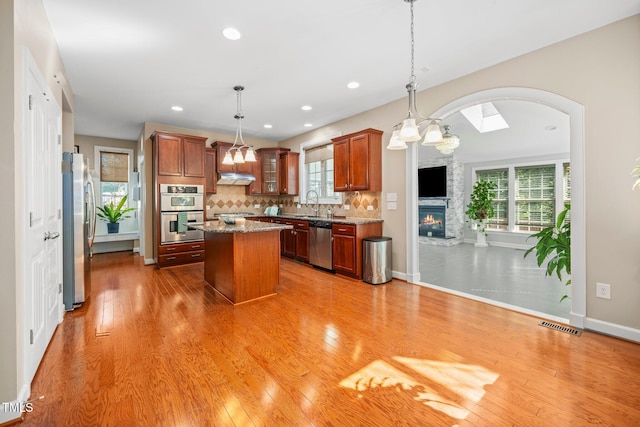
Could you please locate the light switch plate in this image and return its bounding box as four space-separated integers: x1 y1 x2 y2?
387 192 397 202
387 201 397 210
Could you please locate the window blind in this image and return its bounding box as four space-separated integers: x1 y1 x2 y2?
100 151 129 183
477 169 508 229
515 165 555 230
304 143 333 164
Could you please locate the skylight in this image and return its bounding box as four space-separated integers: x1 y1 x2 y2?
461 102 509 133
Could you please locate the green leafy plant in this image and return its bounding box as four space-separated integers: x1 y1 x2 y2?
632 158 640 190
524 205 571 302
465 179 497 235
96 195 136 224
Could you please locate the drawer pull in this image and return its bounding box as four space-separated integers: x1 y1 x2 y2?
338 228 347 232
191 254 201 258
166 247 176 251
167 256 176 261
191 244 201 249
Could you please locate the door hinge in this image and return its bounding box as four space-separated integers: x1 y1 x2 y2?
58 135 61 145
59 283 62 294
29 212 34 227
30 329 34 345
28 95 33 111
58 209 61 220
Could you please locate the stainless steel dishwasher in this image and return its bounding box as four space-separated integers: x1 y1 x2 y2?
309 220 333 271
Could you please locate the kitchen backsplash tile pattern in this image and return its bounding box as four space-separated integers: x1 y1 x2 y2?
206 186 381 219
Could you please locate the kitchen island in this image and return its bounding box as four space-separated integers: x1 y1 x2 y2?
189 220 293 305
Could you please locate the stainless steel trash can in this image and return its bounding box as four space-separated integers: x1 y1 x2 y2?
362 236 392 284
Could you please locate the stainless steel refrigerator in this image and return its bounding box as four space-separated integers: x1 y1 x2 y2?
62 152 96 310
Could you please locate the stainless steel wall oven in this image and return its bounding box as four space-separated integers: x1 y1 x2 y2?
159 184 204 244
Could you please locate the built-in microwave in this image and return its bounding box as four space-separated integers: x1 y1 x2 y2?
159 184 204 212
160 211 204 244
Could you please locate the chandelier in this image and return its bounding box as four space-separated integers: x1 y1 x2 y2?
387 0 460 154
435 125 460 154
222 85 257 165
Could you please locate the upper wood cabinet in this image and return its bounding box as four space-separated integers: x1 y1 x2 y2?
154 132 206 178
245 150 262 196
205 148 216 194
279 151 299 195
259 148 280 194
332 128 382 192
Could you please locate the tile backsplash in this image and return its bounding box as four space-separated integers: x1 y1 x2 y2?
206 186 381 219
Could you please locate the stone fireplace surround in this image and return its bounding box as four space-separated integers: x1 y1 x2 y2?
418 157 464 246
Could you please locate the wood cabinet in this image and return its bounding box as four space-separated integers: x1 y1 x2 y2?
154 132 206 178
332 222 382 279
272 217 308 262
332 128 383 192
152 131 206 268
255 148 299 195
205 148 216 194
279 151 299 195
246 150 262 196
158 241 205 267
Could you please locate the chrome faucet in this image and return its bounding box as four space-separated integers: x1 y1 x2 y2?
305 189 319 217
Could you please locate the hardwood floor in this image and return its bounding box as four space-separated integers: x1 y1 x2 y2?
21 252 640 426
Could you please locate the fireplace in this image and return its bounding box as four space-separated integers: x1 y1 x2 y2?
419 205 446 238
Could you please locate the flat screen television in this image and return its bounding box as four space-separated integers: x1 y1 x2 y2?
418 166 447 197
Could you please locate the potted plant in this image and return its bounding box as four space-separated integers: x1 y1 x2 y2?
524 205 571 302
97 195 136 234
465 179 497 247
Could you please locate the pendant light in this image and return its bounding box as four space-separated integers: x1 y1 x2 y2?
387 0 443 150
435 125 460 154
226 85 256 164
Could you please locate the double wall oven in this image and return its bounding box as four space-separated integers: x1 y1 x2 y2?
159 184 204 244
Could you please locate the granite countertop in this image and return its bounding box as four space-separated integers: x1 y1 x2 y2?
261 214 383 225
188 220 293 234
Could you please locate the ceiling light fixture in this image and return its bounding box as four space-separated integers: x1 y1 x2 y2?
222 27 241 40
435 125 460 155
264 124 273 129
387 0 446 150
171 105 183 112
347 81 360 89
222 86 256 165
301 105 312 111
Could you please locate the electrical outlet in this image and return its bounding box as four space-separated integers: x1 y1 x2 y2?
596 282 611 299
344 204 350 210
367 205 374 211
253 204 260 209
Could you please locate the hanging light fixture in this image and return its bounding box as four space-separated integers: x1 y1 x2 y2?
224 85 257 164
435 125 460 155
387 0 443 150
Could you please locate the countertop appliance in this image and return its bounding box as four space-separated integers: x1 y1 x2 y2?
62 152 96 310
309 220 333 271
159 183 204 244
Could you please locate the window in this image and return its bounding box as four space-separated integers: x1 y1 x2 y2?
477 169 508 230
99 151 129 207
515 165 555 232
302 142 341 204
94 145 137 235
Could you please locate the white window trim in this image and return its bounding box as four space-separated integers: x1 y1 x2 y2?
93 145 138 235
472 157 569 235
298 133 343 205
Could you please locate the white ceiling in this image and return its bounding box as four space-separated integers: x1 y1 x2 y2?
42 0 640 144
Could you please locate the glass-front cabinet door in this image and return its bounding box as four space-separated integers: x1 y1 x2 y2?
261 149 279 194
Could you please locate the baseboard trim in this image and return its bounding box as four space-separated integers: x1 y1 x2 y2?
0 384 30 425
143 257 156 266
584 317 640 343
463 238 531 250
391 271 408 282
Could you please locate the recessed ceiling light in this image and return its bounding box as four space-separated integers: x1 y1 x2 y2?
347 81 360 89
171 105 183 112
301 105 312 111
304 123 313 128
264 124 273 129
222 27 241 40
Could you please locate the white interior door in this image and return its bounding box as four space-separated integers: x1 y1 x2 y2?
24 51 62 384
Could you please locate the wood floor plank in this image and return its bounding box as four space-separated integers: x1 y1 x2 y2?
21 252 640 426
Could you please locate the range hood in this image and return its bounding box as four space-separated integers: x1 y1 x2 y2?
217 172 256 186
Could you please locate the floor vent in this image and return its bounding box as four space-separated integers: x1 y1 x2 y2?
539 321 582 336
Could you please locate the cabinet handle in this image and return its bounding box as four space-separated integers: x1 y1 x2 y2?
338 228 347 232
191 254 201 258
191 244 201 249
167 256 177 261
166 247 176 252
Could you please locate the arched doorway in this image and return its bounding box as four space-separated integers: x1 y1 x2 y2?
405 87 585 328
